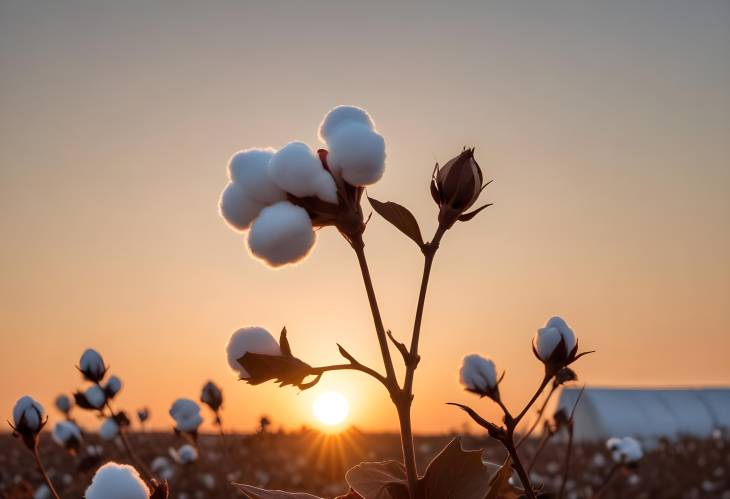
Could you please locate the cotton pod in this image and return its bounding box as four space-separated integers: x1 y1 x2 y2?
105 375 122 399
169 444 198 464
169 398 203 434
99 418 119 441
318 105 375 142
200 381 223 412
11 396 45 443
85 462 150 499
79 349 107 383
137 407 150 423
228 148 286 205
55 394 72 414
226 327 282 378
607 436 643 464
326 121 386 186
84 385 107 409
532 316 578 370
459 354 500 400
219 181 267 231
268 141 338 203
247 201 316 267
33 485 50 499
52 421 82 452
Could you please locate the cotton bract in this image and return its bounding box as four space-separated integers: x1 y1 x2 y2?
85 462 150 499
247 201 315 267
12 396 45 433
99 418 119 440
79 349 106 382
459 354 498 396
226 327 282 378
169 398 203 433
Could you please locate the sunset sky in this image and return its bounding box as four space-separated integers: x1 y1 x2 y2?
1 0 728 434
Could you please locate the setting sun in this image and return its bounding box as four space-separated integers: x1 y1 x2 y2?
313 391 349 427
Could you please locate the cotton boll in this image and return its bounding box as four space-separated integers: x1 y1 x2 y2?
85 462 150 499
200 381 223 412
226 327 282 378
79 349 106 382
318 105 375 141
533 327 562 362
219 182 267 231
85 385 107 409
55 394 72 414
326 122 386 186
247 201 316 267
169 399 203 433
228 148 287 205
52 421 82 447
268 142 338 203
33 485 51 499
459 355 498 396
607 436 643 463
99 418 119 441
12 396 45 433
105 375 122 398
170 444 198 464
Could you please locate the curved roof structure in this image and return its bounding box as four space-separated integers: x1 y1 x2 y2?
556 387 730 443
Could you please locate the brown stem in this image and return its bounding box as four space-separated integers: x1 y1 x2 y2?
396 403 419 497
100 398 153 482
517 383 557 447
504 440 537 499
558 422 574 499
33 443 61 499
513 375 551 426
593 463 621 498
526 428 552 474
310 363 388 388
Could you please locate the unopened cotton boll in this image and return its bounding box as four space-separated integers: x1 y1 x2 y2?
219 182 267 231
247 201 316 267
228 148 286 205
99 418 119 440
85 462 150 499
459 355 499 398
226 327 282 378
52 421 82 449
55 394 72 414
533 316 577 365
200 381 223 412
169 398 203 433
79 349 107 382
326 122 386 186
12 396 45 434
84 385 107 409
318 105 375 141
268 142 338 203
170 444 198 464
105 375 122 399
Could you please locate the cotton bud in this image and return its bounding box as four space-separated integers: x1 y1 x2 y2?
169 444 198 465
52 421 82 454
269 141 338 203
200 381 223 413
55 394 72 415
228 148 286 205
326 122 386 186
76 385 107 410
104 375 123 399
459 355 500 400
137 407 150 423
79 349 107 383
606 436 643 465
431 148 490 229
247 201 316 267
10 396 46 450
318 105 375 142
99 418 119 440
85 462 150 499
532 316 579 373
169 399 203 434
226 327 282 379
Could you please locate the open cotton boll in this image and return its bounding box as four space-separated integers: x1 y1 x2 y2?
533 327 562 361
459 354 498 393
12 396 45 432
228 148 287 205
105 375 122 398
607 436 643 463
326 122 386 186
55 394 72 413
52 421 82 447
85 385 107 409
85 462 150 499
219 182 267 231
33 485 50 499
247 201 316 267
226 327 282 378
99 418 119 440
169 398 203 433
318 105 375 141
268 142 338 203
170 444 198 464
544 316 577 353
79 349 106 382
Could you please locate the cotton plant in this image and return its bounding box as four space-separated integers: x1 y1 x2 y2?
593 437 643 497
51 421 82 455
218 106 556 499
8 396 61 499
168 398 203 443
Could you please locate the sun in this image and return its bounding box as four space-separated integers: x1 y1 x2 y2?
313 391 349 427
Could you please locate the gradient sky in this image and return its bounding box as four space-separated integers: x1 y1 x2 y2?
1 0 729 434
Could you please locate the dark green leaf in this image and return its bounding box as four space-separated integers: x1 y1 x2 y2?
367 197 424 248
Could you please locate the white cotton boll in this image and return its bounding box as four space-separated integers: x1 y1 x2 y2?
533 327 562 361
268 142 338 203
247 201 316 267
85 385 107 409
228 148 287 205
33 485 50 499
318 105 375 141
459 355 498 393
169 398 203 433
52 421 82 446
170 444 198 464
545 316 577 353
79 349 106 381
607 436 643 463
219 182 267 231
55 394 72 413
99 418 119 441
226 327 282 378
13 396 45 432
105 375 122 398
326 122 386 186
85 462 150 499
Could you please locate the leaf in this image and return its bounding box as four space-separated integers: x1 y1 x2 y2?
485 462 521 499
233 484 322 499
238 352 314 389
345 460 410 499
279 327 293 357
418 437 496 499
458 203 492 222
367 197 424 248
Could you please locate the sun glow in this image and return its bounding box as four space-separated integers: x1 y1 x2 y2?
313 391 349 427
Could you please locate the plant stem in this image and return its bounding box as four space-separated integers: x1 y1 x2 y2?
558 422 574 499
33 443 61 499
101 398 153 482
396 403 419 497
504 440 537 499
513 375 551 426
593 463 621 498
517 383 557 447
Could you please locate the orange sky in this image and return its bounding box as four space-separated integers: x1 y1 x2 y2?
1 1 729 434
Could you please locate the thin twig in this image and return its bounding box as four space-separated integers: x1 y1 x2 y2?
517 383 557 447
558 386 584 499
33 443 61 499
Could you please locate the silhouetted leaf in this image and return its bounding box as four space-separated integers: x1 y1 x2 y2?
279 327 293 357
458 203 492 222
233 484 322 499
418 437 496 499
238 352 314 389
345 460 410 499
367 197 424 248
485 462 521 499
